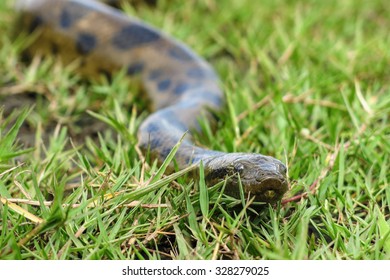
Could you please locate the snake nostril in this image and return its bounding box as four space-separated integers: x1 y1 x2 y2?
255 173 266 182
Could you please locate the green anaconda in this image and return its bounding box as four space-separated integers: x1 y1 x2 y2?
15 0 288 203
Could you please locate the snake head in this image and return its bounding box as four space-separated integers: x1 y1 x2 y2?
203 153 288 204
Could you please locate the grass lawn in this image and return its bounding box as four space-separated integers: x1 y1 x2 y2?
0 0 389 260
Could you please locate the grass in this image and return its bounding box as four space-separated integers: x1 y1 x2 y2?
0 0 389 260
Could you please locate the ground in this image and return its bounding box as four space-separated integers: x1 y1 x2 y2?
0 0 389 259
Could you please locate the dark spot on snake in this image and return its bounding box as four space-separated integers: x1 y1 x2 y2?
186 68 206 79
60 9 71 28
126 62 144 75
28 16 43 33
76 32 97 55
161 147 171 158
173 82 193 95
60 2 89 29
148 69 163 80
157 79 171 91
145 122 160 133
111 24 160 50
149 137 163 149
168 46 195 62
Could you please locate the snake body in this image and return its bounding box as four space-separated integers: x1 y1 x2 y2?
16 0 288 203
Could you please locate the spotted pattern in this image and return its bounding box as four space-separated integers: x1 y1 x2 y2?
16 0 289 204
145 122 160 133
126 62 144 75
168 46 195 61
157 79 171 91
76 32 97 54
60 2 89 28
111 24 160 50
148 69 163 80
160 147 172 158
173 82 199 95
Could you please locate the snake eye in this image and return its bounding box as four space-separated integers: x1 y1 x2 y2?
234 163 245 174
279 164 287 175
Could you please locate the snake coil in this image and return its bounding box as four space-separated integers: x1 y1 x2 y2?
16 0 288 203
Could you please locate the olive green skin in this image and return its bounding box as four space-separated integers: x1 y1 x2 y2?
16 0 288 203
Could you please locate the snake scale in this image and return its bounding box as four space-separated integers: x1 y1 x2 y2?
15 0 288 203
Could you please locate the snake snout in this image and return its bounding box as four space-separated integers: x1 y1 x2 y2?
252 176 288 203
258 177 284 188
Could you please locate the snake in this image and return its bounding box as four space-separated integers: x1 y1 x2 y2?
15 0 288 203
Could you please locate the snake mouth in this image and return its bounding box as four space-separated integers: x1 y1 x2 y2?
249 177 288 203
216 175 288 204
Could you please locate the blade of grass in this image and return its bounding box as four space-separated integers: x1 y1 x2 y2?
375 205 390 255
198 161 209 218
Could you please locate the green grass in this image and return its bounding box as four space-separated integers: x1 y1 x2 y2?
0 0 389 260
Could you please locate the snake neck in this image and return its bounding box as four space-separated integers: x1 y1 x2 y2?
138 97 226 170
